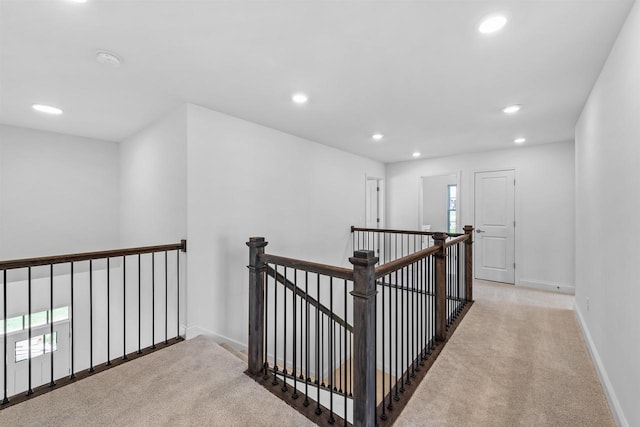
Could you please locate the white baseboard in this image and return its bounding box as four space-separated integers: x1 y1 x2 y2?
185 325 247 352
517 279 575 294
574 303 628 427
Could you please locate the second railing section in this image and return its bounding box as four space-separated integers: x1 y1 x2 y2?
247 226 474 427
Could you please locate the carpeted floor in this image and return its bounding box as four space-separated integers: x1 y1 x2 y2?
0 281 614 426
0 336 315 427
394 281 614 427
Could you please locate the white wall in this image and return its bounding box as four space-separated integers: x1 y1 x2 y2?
119 105 187 246
574 3 640 426
186 104 385 345
386 141 575 292
0 124 119 259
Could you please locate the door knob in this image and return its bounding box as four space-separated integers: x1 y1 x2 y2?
476 229 485 233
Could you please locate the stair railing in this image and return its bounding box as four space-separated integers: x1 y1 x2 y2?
0 240 186 409
247 226 473 427
351 226 464 265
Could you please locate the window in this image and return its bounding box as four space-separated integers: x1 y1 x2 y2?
0 306 69 335
448 184 457 234
15 332 57 363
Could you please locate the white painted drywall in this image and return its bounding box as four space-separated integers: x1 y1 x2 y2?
574 3 640 426
0 124 119 259
386 141 575 292
186 104 385 344
119 105 187 246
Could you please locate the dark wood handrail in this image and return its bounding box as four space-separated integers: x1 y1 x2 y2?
265 265 353 333
259 253 353 281
443 234 469 249
0 240 187 270
374 245 440 278
351 225 463 237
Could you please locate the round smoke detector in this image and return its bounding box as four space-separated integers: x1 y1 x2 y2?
96 51 122 66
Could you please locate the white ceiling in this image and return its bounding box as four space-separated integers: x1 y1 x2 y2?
0 0 634 163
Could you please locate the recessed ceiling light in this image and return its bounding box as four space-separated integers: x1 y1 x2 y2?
412 152 421 158
514 137 526 144
68 0 88 3
292 93 308 104
32 104 63 115
479 15 507 34
372 133 384 141
96 51 121 67
503 104 521 114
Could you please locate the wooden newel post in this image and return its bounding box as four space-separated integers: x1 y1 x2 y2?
247 237 268 376
349 250 378 427
463 225 474 302
433 232 447 342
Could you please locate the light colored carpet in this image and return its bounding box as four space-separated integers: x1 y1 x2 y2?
0 281 614 426
395 280 614 427
0 335 314 427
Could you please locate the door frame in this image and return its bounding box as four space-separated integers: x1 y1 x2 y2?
365 175 384 229
418 171 461 233
472 168 518 284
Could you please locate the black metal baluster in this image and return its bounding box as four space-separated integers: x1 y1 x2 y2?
137 254 141 355
304 271 309 407
406 233 409 258
273 265 279 385
176 249 180 339
164 251 168 345
292 268 298 399
123 256 127 360
338 322 342 393
27 267 32 395
348 320 352 398
400 264 406 392
299 271 304 382
316 274 321 415
321 312 325 387
343 279 348 425
395 234 398 262
282 266 288 392
458 244 462 314
387 273 393 412
450 246 454 320
90 260 94 372
151 253 156 349
417 258 422 364
263 265 269 379
411 262 416 377
352 229 355 253
420 257 425 365
432 255 436 351
394 269 399 402
381 272 387 420
328 276 335 424
405 264 412 385
50 264 55 387
70 262 75 378
107 258 111 366
450 245 453 316
2 270 7 404
409 262 415 380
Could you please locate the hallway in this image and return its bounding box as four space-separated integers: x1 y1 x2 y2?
395 281 613 426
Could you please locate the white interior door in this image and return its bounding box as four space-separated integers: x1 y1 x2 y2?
365 178 381 229
474 170 515 283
